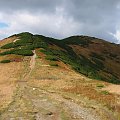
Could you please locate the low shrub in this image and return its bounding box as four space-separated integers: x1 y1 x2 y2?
1 43 16 49
0 49 34 56
0 50 13 55
50 63 59 66
96 84 104 88
101 90 109 95
62 36 92 47
109 76 120 84
40 49 53 55
45 55 58 61
0 60 11 63
13 49 34 56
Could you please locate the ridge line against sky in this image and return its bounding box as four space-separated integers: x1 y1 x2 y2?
0 0 120 43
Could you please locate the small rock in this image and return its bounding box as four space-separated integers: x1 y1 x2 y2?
46 112 53 116
33 88 36 90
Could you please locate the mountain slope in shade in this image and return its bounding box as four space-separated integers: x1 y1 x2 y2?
0 32 120 119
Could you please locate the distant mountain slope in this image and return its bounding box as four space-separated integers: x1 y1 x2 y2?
0 32 120 84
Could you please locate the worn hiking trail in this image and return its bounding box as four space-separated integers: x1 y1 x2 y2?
0 50 107 120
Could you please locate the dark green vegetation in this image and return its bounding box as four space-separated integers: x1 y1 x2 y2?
45 55 58 61
62 36 92 47
50 63 59 66
0 49 34 56
0 32 120 84
0 60 11 63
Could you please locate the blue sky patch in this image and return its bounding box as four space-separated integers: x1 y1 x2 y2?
0 22 8 29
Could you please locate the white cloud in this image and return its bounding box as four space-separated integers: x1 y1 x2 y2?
0 10 81 39
112 30 120 44
0 0 120 43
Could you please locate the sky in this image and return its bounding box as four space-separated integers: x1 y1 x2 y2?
0 0 120 43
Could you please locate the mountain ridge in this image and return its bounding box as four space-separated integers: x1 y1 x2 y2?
0 32 120 84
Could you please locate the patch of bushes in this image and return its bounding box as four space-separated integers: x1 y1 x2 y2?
21 45 35 50
96 84 104 88
1 43 16 49
101 90 109 95
50 63 59 66
0 60 11 63
33 36 48 49
72 64 103 80
17 32 33 43
1 33 49 50
1 40 32 49
0 49 33 56
0 50 14 56
40 47 105 81
45 55 58 61
13 49 34 56
62 36 92 47
39 47 105 81
109 76 120 84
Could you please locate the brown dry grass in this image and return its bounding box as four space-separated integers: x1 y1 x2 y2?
0 37 17 53
28 56 119 109
102 84 120 95
0 37 24 111
0 61 25 111
26 52 120 119
0 36 16 46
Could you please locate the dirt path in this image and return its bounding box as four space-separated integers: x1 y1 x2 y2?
13 39 20 43
0 51 105 120
30 50 36 70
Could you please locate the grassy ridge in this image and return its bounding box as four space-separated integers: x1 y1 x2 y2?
0 32 120 84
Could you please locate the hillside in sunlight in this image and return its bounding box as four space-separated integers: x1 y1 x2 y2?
0 32 120 119
0 32 120 84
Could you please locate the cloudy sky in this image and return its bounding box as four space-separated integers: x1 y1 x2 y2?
0 0 120 43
